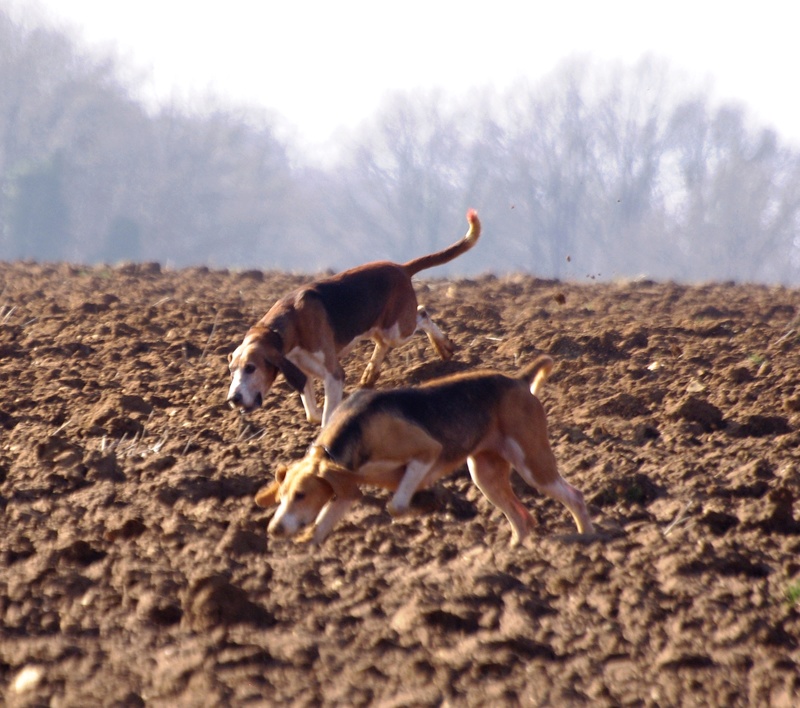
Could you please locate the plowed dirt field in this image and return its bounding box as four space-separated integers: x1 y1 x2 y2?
1 262 799 706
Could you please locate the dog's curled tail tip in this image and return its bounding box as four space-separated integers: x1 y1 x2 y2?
523 355 554 396
466 208 478 223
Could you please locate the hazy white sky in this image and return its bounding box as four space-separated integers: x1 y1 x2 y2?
13 0 800 149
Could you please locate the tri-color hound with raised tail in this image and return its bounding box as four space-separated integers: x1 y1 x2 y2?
227 210 480 425
255 355 594 547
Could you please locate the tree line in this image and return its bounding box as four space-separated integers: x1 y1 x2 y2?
2 8 799 283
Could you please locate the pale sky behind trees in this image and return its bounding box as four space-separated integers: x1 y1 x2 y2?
12 0 800 153
4 1 800 283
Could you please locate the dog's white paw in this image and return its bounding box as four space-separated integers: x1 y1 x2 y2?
387 500 411 518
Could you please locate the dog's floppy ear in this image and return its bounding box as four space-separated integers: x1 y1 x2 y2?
278 356 308 393
255 481 280 508
318 461 363 501
266 353 307 393
254 465 288 507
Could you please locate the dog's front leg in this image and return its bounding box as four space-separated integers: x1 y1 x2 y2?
300 377 323 424
309 494 359 545
468 453 533 546
387 456 438 517
321 372 344 426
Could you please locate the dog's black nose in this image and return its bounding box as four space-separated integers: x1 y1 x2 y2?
229 392 242 405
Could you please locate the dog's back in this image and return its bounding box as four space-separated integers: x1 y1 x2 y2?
320 370 522 469
308 264 412 347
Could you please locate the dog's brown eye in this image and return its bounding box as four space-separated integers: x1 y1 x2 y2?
294 492 306 501
244 363 256 374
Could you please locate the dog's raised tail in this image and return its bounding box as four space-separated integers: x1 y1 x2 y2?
403 209 481 277
521 355 554 397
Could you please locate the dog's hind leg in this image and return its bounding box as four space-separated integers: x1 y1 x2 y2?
416 305 455 360
360 340 392 388
536 477 594 535
506 439 594 535
360 319 416 387
468 452 535 546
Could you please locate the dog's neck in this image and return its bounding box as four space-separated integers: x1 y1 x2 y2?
310 443 339 464
248 323 287 354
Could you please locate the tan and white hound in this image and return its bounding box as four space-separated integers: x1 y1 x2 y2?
256 356 594 547
228 210 480 425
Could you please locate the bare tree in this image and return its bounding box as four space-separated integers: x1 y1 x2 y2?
3 7 800 283
667 102 800 282
332 90 477 269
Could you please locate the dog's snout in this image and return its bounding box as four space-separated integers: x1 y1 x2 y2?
267 518 285 537
229 391 242 405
